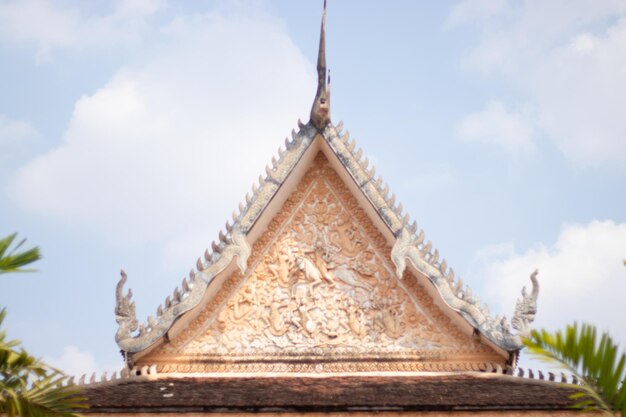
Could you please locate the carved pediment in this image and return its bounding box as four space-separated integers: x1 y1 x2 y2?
141 153 504 372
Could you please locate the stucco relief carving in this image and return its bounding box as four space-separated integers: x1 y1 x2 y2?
173 155 486 356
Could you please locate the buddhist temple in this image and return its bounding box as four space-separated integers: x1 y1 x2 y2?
80 2 582 415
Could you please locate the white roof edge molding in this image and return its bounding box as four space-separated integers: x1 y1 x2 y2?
114 119 539 354
115 121 316 353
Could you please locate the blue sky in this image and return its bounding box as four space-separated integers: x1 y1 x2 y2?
1 0 625 376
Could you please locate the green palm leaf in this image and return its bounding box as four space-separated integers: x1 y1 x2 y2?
1 234 88 415
0 233 42 274
1 309 87 416
525 323 626 416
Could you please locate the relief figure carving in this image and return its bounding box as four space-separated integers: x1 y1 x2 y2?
374 300 406 339
179 159 486 356
263 290 290 337
346 299 367 338
267 245 294 286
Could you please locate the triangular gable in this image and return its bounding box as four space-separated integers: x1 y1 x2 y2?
114 2 539 362
115 122 537 367
136 153 504 372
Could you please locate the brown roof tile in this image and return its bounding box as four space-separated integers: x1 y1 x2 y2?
82 373 576 413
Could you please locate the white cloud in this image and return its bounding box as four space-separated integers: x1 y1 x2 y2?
536 18 626 166
475 220 626 349
8 10 315 271
0 114 38 164
46 345 119 378
445 0 508 28
449 1 626 167
0 0 163 60
456 99 535 153
0 113 38 145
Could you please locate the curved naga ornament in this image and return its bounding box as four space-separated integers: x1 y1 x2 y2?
115 228 251 353
511 269 539 338
391 227 539 351
115 270 138 343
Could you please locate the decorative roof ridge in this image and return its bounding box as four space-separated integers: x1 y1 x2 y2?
73 364 579 389
320 122 539 351
480 364 580 385
115 120 320 353
64 365 158 389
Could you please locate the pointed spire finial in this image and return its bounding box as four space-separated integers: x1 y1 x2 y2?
310 0 331 131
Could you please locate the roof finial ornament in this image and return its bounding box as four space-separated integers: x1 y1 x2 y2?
115 269 138 344
310 0 330 131
511 269 540 338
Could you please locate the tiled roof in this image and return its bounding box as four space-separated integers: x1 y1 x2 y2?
81 371 576 412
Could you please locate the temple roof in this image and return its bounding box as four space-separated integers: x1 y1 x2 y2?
114 0 539 366
80 370 576 413
90 3 558 413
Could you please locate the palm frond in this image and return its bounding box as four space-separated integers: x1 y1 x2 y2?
0 233 42 274
1 308 87 416
525 323 626 416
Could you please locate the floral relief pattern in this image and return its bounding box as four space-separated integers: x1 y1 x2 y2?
146 154 498 370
